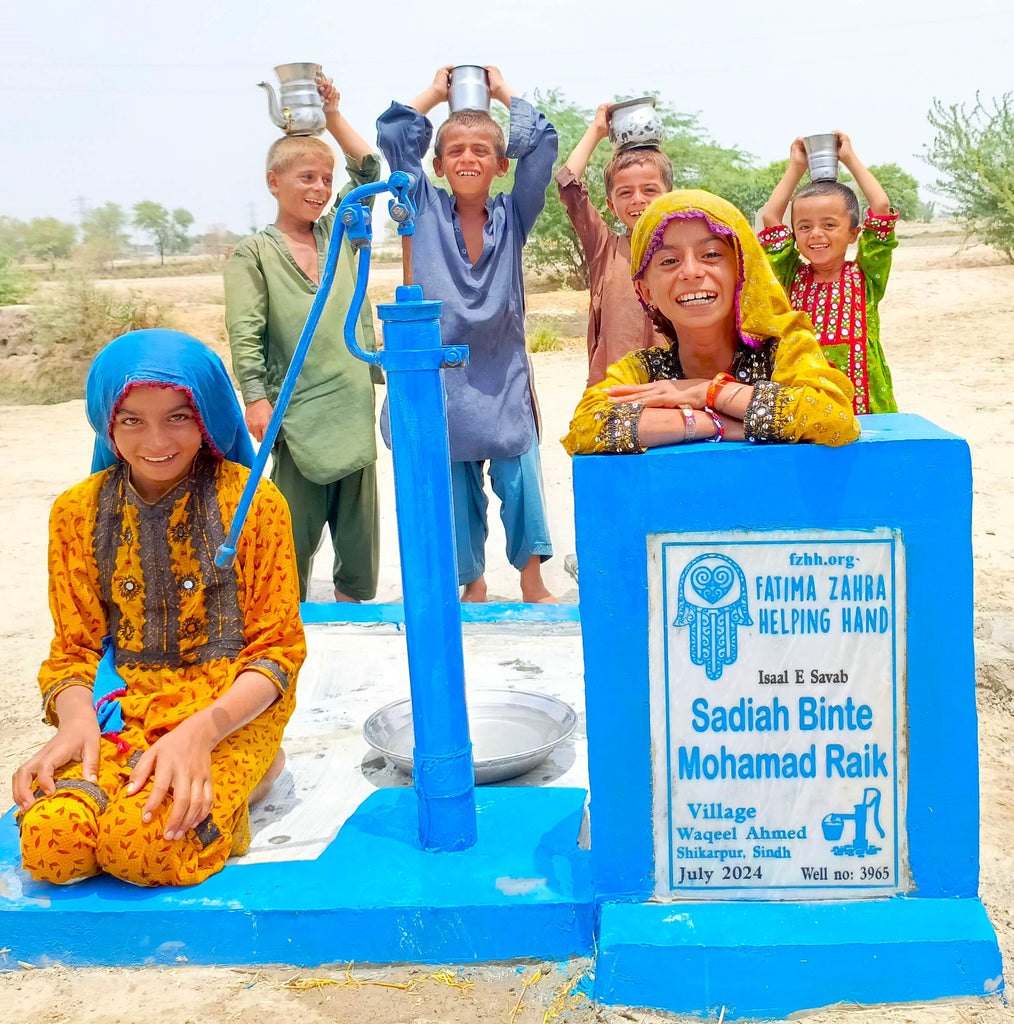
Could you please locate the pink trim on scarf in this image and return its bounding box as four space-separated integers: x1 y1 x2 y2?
108 381 224 460
632 209 761 350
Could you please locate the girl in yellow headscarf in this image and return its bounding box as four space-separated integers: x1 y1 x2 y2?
561 190 860 453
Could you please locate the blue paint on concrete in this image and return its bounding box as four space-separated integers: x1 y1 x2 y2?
574 413 1002 1014
595 899 1003 1019
1 413 1003 1019
0 787 593 968
298 602 581 625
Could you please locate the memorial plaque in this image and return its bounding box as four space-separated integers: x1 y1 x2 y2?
648 529 908 899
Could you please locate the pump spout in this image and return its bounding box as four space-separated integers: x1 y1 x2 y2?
258 81 289 131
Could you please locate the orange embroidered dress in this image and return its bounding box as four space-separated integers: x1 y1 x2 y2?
20 453 305 887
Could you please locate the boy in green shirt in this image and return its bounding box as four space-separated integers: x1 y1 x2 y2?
225 76 380 601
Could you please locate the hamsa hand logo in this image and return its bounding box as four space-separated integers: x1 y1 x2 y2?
674 553 752 680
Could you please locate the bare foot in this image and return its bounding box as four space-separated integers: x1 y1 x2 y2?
520 556 557 603
249 749 286 806
334 587 361 603
461 576 488 602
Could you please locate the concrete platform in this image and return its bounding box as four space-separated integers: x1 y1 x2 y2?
0 604 593 969
0 786 593 968
594 897 1003 1020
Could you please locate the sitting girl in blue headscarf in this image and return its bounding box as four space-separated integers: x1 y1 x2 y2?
12 329 306 887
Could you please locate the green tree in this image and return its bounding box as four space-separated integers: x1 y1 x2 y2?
866 164 921 221
133 202 196 263
505 91 759 288
924 93 1014 261
0 216 27 256
24 217 77 271
133 201 173 265
81 202 128 270
170 207 194 254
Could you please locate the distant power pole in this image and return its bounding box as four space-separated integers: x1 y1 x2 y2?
73 196 89 223
248 202 258 234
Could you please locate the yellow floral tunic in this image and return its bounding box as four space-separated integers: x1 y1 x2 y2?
22 452 305 887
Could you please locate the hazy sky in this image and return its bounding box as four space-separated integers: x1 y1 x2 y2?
2 0 1010 237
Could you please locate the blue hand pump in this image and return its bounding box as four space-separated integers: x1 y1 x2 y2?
216 171 477 852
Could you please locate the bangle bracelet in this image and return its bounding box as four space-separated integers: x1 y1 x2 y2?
725 383 746 409
706 372 736 411
704 409 724 442
679 404 697 442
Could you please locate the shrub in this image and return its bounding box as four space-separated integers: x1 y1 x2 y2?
1 278 176 404
924 93 1014 261
0 250 34 305
527 326 563 353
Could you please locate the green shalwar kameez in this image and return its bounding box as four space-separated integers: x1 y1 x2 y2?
758 209 899 415
224 153 381 600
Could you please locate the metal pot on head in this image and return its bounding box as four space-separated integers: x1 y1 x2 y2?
259 62 326 137
448 65 490 113
607 96 665 151
803 133 839 181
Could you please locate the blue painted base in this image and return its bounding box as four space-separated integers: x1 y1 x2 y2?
0 787 592 969
595 897 1004 1019
298 600 581 626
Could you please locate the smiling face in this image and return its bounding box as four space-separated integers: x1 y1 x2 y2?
432 124 509 201
606 164 667 230
111 385 204 503
791 193 861 275
268 153 334 227
635 216 739 342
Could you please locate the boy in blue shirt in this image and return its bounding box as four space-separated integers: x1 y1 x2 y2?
377 66 558 602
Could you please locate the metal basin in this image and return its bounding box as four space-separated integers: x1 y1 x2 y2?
363 688 577 784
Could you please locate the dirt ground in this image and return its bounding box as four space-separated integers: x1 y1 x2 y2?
0 228 1012 1022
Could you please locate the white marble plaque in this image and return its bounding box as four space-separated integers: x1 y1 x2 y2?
648 530 908 899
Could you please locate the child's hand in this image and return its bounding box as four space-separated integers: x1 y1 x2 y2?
245 399 273 443
11 713 100 811
485 66 514 107
429 65 452 103
127 718 216 842
606 378 711 410
317 74 340 116
834 130 855 165
789 137 808 170
592 103 611 140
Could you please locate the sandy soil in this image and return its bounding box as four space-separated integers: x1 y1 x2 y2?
0 233 1012 1022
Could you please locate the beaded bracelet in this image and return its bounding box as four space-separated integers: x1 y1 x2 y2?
704 409 724 442
706 372 736 411
679 404 697 442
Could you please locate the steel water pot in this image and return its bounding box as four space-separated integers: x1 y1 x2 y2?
803 133 839 181
259 63 326 137
448 65 490 113
607 96 664 151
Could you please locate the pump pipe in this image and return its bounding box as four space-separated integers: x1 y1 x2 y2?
215 170 477 853
215 174 409 568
